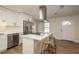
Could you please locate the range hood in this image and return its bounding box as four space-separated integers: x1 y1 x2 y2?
39 5 48 22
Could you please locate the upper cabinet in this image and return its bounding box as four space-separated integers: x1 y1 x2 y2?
28 18 33 22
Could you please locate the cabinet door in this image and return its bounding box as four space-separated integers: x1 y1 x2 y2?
13 34 19 46
0 36 7 51
28 22 32 34
7 34 13 48
23 21 28 34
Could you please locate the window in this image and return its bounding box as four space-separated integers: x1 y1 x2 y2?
44 21 50 33
62 21 72 26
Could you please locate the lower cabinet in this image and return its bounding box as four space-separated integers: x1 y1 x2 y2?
0 33 19 52
7 34 13 49
13 33 19 46
7 33 19 49
0 35 7 52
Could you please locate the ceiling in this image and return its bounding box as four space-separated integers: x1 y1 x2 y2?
1 5 79 20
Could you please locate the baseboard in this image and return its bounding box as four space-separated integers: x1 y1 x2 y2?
72 40 79 43
56 38 79 44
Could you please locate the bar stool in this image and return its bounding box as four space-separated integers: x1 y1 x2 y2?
41 37 56 54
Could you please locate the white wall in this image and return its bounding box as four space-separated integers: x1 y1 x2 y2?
49 17 62 39
36 15 79 43
49 15 79 43
37 21 44 33
0 7 19 32
0 7 34 33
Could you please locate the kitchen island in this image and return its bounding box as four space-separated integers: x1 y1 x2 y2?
23 33 52 54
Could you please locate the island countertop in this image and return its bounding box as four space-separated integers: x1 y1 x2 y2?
23 33 52 40
23 33 53 54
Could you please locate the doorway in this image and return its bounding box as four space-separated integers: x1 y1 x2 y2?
61 21 74 41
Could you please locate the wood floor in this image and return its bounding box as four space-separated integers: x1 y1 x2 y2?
1 39 79 54
56 40 79 54
1 45 22 54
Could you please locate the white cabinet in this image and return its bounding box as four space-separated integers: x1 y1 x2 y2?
23 38 34 54
0 35 7 52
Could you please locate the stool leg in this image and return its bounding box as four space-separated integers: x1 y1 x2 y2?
43 44 48 54
41 44 43 54
43 44 46 54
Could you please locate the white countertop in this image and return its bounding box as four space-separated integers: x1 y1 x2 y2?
0 31 20 35
23 33 52 40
